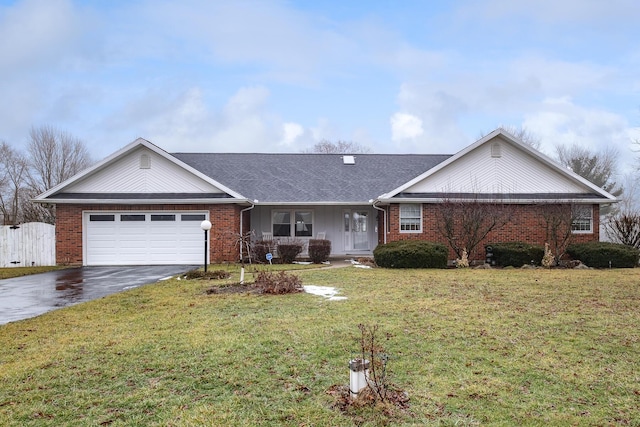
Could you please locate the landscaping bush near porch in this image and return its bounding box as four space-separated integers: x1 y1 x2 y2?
252 240 276 264
277 239 304 264
373 240 447 268
567 241 640 268
308 239 331 263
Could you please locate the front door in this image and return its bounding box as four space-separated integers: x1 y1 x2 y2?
343 210 369 251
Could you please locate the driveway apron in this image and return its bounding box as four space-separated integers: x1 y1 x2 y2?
0 265 195 325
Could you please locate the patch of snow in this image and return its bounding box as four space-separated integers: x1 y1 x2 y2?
353 264 371 269
303 285 347 301
293 261 313 265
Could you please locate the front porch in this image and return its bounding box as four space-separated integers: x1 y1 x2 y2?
248 204 379 257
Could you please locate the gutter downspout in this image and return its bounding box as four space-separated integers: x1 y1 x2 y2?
371 199 387 245
239 201 256 260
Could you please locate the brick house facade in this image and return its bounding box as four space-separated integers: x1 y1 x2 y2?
56 204 243 264
384 203 599 261
36 130 616 266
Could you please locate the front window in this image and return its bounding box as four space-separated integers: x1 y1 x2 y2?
272 210 313 237
294 211 313 237
400 204 422 232
572 205 593 233
273 211 291 237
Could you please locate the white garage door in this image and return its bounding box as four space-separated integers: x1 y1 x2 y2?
84 212 207 265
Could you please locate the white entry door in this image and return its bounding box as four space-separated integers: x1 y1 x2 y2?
343 210 369 251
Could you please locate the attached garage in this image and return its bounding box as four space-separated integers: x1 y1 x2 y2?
84 211 208 265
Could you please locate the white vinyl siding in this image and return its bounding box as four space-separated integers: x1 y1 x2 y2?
399 204 422 232
403 139 589 195
66 146 225 194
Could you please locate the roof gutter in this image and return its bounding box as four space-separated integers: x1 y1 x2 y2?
371 199 387 245
377 197 616 205
254 201 373 206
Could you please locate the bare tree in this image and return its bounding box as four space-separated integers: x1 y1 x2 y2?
303 139 373 154
0 142 29 225
556 144 623 197
605 212 640 249
537 203 582 264
24 125 92 223
499 125 541 150
479 125 542 150
434 196 513 260
27 125 92 193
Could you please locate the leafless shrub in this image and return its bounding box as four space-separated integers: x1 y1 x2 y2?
184 269 230 280
538 203 576 264
254 271 303 294
434 196 512 259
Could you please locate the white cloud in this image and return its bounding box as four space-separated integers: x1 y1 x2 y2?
223 86 270 117
390 113 423 141
279 122 304 147
310 118 339 142
121 85 314 154
523 97 637 172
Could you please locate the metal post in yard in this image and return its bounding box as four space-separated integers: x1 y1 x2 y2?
200 220 212 272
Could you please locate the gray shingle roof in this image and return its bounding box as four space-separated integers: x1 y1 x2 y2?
172 153 452 203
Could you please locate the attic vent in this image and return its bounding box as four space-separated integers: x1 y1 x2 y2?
491 142 502 158
343 155 355 165
140 154 151 169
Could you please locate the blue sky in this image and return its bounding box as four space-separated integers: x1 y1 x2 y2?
1 0 639 174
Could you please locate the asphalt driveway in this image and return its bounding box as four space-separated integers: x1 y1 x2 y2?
0 265 195 325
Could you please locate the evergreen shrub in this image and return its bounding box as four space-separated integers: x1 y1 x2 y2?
486 242 545 267
308 239 331 263
277 240 304 264
566 242 639 268
252 240 276 264
373 240 447 269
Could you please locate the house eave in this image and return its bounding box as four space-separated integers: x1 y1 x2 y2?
254 201 373 206
36 197 250 205
378 193 617 205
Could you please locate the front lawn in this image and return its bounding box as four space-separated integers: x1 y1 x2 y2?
1 267 638 426
0 266 67 280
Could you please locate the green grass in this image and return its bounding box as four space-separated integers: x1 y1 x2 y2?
1 267 639 426
0 266 68 279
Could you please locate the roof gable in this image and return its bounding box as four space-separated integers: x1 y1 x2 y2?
36 138 246 202
380 129 616 203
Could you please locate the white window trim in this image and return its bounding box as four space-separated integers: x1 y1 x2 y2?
271 209 315 238
399 203 422 233
571 205 593 234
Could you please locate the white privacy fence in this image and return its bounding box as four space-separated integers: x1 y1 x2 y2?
0 223 56 267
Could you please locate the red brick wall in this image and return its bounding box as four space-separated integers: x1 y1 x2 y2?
56 204 84 265
383 203 599 261
55 204 243 265
209 204 243 263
